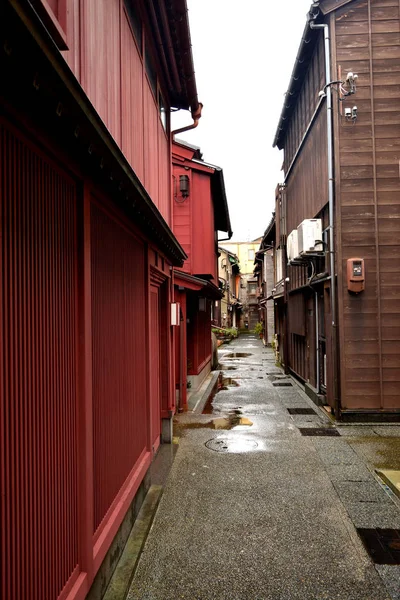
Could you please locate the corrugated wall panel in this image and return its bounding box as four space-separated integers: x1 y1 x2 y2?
1 125 79 600
91 202 147 532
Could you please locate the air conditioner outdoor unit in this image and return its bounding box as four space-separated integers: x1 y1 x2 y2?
297 219 322 254
287 230 299 262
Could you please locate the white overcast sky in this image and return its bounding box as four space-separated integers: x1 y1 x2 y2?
172 0 313 241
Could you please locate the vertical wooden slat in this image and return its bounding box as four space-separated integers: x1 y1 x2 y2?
1 124 79 599
90 201 148 533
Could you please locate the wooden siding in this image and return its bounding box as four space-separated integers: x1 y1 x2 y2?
284 36 326 173
65 0 171 223
1 124 79 600
143 82 160 205
81 0 122 147
285 108 329 234
173 165 192 273
335 0 400 410
121 10 144 183
191 172 217 280
90 200 148 533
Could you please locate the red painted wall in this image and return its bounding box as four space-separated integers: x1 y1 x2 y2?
191 172 217 280
172 165 192 272
121 10 144 183
0 113 176 599
1 124 80 600
60 0 171 224
172 156 217 280
90 200 148 534
187 295 212 375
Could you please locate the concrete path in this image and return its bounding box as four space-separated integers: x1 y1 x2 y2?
128 335 400 600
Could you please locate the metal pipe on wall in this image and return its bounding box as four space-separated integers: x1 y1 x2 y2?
315 291 320 393
309 19 340 418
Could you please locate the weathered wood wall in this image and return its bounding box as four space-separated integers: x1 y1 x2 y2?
333 0 400 410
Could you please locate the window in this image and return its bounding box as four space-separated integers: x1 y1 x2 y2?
124 0 142 51
31 0 67 49
248 283 257 295
159 92 167 131
145 51 157 97
248 249 255 261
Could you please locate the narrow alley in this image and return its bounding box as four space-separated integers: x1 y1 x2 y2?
128 335 400 600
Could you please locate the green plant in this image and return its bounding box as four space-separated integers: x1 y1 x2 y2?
254 322 263 336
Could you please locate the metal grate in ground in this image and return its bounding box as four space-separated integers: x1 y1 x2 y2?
298 427 340 437
288 408 317 415
357 528 400 564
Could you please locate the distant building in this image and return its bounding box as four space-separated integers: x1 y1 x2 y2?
254 216 276 345
220 239 262 329
172 139 232 409
218 247 242 328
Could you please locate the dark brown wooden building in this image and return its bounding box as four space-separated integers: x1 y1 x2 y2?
272 0 400 419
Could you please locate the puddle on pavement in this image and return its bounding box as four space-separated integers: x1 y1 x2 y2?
223 352 253 358
175 413 253 432
221 377 239 387
218 365 237 371
349 437 400 470
205 438 258 453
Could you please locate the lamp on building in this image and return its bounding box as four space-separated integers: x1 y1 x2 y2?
179 175 190 198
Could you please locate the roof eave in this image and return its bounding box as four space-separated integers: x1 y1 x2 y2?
212 168 232 238
272 2 322 149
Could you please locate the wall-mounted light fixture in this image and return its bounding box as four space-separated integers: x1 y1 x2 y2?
179 175 190 198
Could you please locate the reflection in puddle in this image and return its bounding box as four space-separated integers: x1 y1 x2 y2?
175 411 253 432
220 377 239 387
224 352 252 358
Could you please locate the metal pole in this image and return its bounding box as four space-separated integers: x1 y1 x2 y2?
310 21 340 417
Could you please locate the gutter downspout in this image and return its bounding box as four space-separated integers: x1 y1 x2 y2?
217 233 233 242
172 103 203 137
309 19 340 418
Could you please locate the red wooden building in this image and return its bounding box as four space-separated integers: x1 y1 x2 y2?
172 140 232 409
1 1 201 598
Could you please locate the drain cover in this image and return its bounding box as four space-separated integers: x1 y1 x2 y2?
272 381 293 387
357 529 400 564
288 408 317 415
205 439 258 453
298 427 340 437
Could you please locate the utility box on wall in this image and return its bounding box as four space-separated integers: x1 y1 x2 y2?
347 258 365 294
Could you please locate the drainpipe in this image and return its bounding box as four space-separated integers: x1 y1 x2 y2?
315 291 320 393
309 18 340 418
172 103 203 137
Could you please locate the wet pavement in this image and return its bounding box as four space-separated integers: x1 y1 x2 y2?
128 335 400 600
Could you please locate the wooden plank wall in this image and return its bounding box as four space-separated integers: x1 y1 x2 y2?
191 172 217 280
172 164 192 273
286 108 329 234
334 0 400 410
61 0 172 224
283 36 326 173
